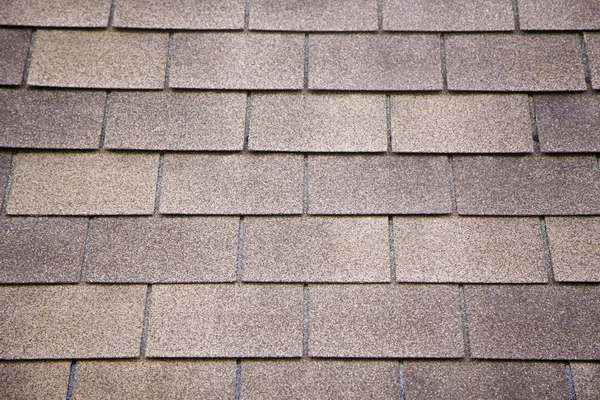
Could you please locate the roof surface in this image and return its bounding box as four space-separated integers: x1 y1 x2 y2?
1 0 600 399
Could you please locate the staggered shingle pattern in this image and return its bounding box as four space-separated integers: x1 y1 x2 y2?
1 0 599 398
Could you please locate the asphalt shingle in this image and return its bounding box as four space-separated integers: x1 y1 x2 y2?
0 152 11 201
0 362 70 400
570 363 600 400
518 0 600 30
0 29 30 85
0 0 111 27
585 33 600 90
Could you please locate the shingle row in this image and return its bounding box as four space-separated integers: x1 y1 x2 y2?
2 0 600 31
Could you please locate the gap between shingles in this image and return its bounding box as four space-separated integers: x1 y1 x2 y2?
511 0 521 32
139 284 153 358
0 152 17 216
377 0 384 32
385 94 392 153
448 156 458 215
303 284 310 357
539 217 557 284
302 155 309 215
578 33 593 90
235 359 242 400
79 217 94 283
21 29 36 87
439 34 448 92
243 0 251 30
243 92 252 151
236 216 246 283
565 362 577 400
164 33 174 89
108 0 117 27
303 34 309 90
528 95 541 154
99 90 112 149
153 153 165 216
459 285 472 359
388 216 396 283
398 361 407 400
65 360 77 400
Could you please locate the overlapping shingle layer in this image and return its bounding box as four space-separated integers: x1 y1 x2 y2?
0 0 599 398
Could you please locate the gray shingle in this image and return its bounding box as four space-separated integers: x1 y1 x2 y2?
0 29 30 85
0 0 111 27
518 0 600 30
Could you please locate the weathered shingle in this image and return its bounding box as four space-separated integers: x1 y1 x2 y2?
446 34 586 91
0 362 70 400
0 0 110 27
0 29 30 85
28 31 168 89
570 363 600 400
147 284 303 357
0 152 11 201
466 286 600 359
170 33 304 90
518 0 600 30
585 33 600 90
0 89 105 149
309 34 442 91
0 285 146 359
309 285 463 357
249 93 387 152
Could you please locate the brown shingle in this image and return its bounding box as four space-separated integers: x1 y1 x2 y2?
249 93 387 152
28 30 168 89
518 0 600 30
308 155 452 215
383 0 514 31
309 285 463 357
0 362 70 400
545 217 600 282
0 0 110 27
73 361 236 400
113 0 244 29
243 217 389 282
0 217 87 283
105 91 246 151
249 0 377 31
394 217 546 283
0 285 146 359
8 152 159 216
85 217 238 283
570 363 600 400
0 89 105 149
446 34 586 91
146 284 303 357
308 34 442 91
535 94 600 153
454 156 600 215
170 33 304 90
404 361 567 400
585 33 600 90
160 154 303 215
0 29 30 85
242 360 399 399
466 285 600 359
391 94 532 153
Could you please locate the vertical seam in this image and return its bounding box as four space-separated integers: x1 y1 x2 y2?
139 284 153 358
153 153 165 216
459 285 472 358
1 152 17 216
388 216 396 283
21 29 36 86
99 90 112 149
540 217 556 284
79 217 94 283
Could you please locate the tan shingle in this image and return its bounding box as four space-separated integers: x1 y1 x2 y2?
0 0 110 27
0 362 70 400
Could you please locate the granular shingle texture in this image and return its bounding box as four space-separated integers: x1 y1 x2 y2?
170 33 304 90
394 217 546 283
105 91 246 151
308 34 442 91
571 363 600 400
445 34 586 91
243 217 389 282
465 286 600 359
28 30 168 89
0 217 87 283
249 93 387 152
0 361 70 400
404 361 568 400
518 0 600 30
73 361 236 400
0 0 111 27
8 152 159 215
146 284 303 357
585 33 600 90
382 0 514 31
242 360 399 400
0 152 11 200
0 285 146 359
0 89 105 149
309 285 464 358
0 29 30 85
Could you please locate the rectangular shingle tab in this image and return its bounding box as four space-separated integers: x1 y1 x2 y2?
0 29 30 85
466 285 600 359
105 91 246 151
0 217 87 283
308 155 452 215
160 154 303 215
518 0 600 30
309 285 463 358
404 361 567 400
585 33 600 90
0 362 70 400
0 0 110 27
242 360 399 399
394 217 546 283
391 94 533 153
86 217 238 283
8 152 159 215
454 156 600 215
243 217 390 282
0 285 146 359
309 34 442 91
570 363 600 400
147 284 303 357
383 0 514 31
28 31 168 89
73 361 236 400
170 33 304 90
545 217 600 282
249 93 387 152
535 94 600 153
113 0 244 29
249 0 378 31
446 34 586 91
0 89 105 149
